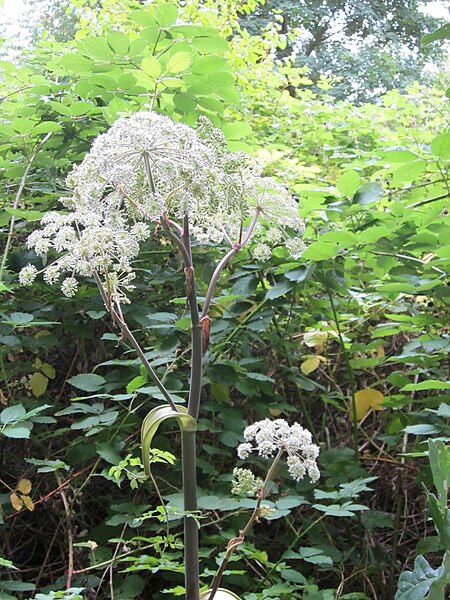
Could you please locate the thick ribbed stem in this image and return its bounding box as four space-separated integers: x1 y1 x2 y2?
182 429 200 600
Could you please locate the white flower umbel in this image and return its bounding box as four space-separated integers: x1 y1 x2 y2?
237 418 320 483
21 111 306 300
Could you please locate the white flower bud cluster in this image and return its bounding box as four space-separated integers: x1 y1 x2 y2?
20 111 305 299
237 418 320 483
231 467 263 497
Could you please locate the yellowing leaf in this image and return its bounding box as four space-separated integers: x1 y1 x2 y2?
22 495 35 511
301 356 321 375
10 492 23 511
369 345 385 359
353 388 385 421
16 478 32 495
269 408 282 417
29 372 48 398
304 330 328 351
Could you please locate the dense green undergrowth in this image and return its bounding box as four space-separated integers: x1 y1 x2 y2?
0 1 449 599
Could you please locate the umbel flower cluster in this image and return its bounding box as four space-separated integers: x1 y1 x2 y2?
237 418 320 483
20 111 305 300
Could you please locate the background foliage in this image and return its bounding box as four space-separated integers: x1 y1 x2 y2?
0 1 449 599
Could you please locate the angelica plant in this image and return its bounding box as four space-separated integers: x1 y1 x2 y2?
20 110 309 600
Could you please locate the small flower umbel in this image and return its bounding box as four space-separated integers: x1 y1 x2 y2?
237 418 320 483
208 419 320 600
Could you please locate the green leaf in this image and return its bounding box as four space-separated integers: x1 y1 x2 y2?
403 424 440 435
401 380 450 391
126 375 148 394
141 405 196 476
68 373 106 392
174 93 197 113
60 52 93 72
428 440 450 507
428 551 450 600
298 546 333 565
2 427 31 439
391 160 427 185
0 557 17 569
336 170 361 196
353 182 384 206
5 207 43 221
266 280 294 300
192 56 228 74
395 555 442 600
221 121 252 140
422 23 450 45
33 121 62 134
430 133 450 160
141 55 162 79
192 35 229 53
167 51 192 73
1 404 26 425
107 31 130 56
155 3 178 27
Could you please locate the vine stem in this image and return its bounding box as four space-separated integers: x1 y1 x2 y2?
0 132 53 281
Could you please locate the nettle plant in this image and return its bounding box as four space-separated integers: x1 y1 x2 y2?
20 111 319 600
